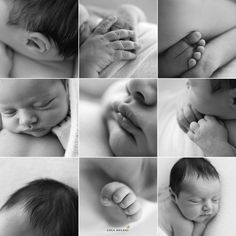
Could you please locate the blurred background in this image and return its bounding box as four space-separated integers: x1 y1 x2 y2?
80 0 157 24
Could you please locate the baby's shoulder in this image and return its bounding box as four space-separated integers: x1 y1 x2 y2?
11 52 73 78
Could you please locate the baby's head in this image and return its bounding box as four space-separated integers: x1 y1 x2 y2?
103 79 157 156
187 79 236 119
0 79 68 137
169 158 221 223
0 0 78 61
0 178 78 236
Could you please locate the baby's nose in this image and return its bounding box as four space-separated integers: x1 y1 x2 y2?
19 110 38 128
202 200 213 212
128 79 157 106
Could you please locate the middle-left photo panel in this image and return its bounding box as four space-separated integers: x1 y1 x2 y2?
0 78 78 157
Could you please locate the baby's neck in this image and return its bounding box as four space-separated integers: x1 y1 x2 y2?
11 51 74 78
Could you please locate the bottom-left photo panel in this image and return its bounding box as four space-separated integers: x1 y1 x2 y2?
0 157 78 236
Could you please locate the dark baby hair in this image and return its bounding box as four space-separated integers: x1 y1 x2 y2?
7 0 78 58
169 158 220 196
210 79 236 93
1 178 78 236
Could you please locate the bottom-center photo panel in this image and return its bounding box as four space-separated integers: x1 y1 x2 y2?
79 157 157 236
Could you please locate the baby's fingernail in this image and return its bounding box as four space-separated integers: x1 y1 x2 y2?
101 197 112 206
108 16 117 21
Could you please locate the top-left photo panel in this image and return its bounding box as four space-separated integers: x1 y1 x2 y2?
79 0 157 78
0 0 78 78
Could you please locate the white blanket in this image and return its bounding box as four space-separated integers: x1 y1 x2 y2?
100 22 157 78
64 79 78 157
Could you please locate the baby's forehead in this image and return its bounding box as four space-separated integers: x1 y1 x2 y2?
180 175 221 194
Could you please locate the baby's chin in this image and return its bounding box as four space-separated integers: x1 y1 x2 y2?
22 129 51 138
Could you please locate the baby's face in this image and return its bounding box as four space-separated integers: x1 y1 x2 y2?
0 79 68 137
104 79 157 156
175 176 221 223
187 79 236 120
0 206 37 236
79 4 90 28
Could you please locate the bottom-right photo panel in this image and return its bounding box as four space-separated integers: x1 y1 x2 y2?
158 157 236 236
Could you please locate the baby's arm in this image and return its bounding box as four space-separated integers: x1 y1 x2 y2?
80 17 139 78
0 42 13 77
187 115 235 156
182 27 236 78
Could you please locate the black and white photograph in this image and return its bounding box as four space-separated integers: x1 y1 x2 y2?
79 0 157 78
0 79 78 157
0 0 78 78
80 157 157 236
0 158 78 236
79 78 157 157
158 78 236 157
158 0 236 78
158 157 236 236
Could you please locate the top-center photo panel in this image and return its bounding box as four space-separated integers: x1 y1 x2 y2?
159 0 236 78
79 0 157 78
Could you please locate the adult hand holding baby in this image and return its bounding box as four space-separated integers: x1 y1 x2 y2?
0 42 13 78
80 16 140 78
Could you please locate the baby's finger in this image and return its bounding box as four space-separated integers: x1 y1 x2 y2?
192 108 203 121
94 16 117 34
105 29 135 41
204 115 216 121
111 41 141 51
176 109 191 133
183 105 196 123
114 50 136 60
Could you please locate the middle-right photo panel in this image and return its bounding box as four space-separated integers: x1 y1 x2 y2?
158 79 235 157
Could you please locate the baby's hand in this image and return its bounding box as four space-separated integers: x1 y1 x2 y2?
177 94 203 133
0 42 13 77
187 115 230 155
80 16 140 78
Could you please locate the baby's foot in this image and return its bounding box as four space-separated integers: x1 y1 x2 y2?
100 181 142 222
159 31 205 77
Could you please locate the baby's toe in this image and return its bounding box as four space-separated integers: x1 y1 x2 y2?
113 186 131 204
185 31 202 45
188 58 197 69
124 201 141 216
196 46 205 54
193 51 201 60
198 39 206 47
119 193 136 209
189 121 200 133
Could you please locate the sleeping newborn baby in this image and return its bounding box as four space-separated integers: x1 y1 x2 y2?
0 79 69 146
159 158 221 236
79 3 145 77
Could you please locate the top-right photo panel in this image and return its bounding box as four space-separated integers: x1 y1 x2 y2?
158 0 236 78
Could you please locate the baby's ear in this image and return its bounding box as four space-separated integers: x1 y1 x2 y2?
24 32 51 54
169 187 177 202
